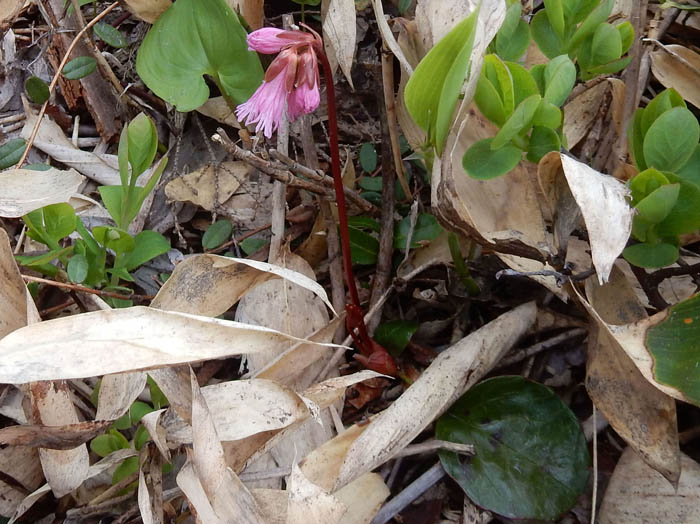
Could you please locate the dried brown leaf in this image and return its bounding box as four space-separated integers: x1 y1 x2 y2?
0 168 84 218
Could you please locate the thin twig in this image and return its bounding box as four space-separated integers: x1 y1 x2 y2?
22 274 152 301
15 1 120 168
496 328 587 369
393 439 474 458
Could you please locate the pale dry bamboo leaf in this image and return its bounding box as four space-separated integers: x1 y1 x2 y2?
287 462 346 524
599 448 700 523
148 367 193 425
0 168 84 218
560 153 633 284
0 229 27 338
164 161 247 212
563 81 609 148
371 0 413 75
141 409 171 462
190 370 268 523
334 473 389 524
0 306 337 383
0 420 111 449
122 0 171 23
29 381 89 497
650 44 700 110
138 467 156 524
252 489 287 524
95 371 147 421
302 371 383 407
585 267 680 485
176 458 223 524
0 447 42 519
322 0 356 87
335 301 536 489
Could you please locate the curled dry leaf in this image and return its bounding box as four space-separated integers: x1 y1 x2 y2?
196 96 242 128
122 0 172 23
335 301 537 489
0 229 28 338
650 44 700 110
563 81 610 149
0 420 112 450
371 0 413 75
140 409 170 462
322 0 356 87
585 266 680 485
164 161 249 212
0 306 339 383
599 448 700 523
287 462 347 524
95 371 147 421
0 167 84 218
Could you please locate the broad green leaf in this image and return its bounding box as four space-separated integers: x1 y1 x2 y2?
544 0 566 39
357 176 382 192
463 138 522 179
374 320 419 356
62 56 97 79
15 246 73 268
568 0 613 52
202 219 233 250
113 456 139 485
529 64 546 96
123 230 170 271
629 168 669 203
617 21 634 54
240 238 268 255
629 109 647 171
527 126 561 163
126 113 158 178
647 294 700 405
360 191 382 207
580 55 631 80
474 75 507 126
359 143 378 173
437 376 589 520
543 55 576 107
347 215 381 233
492 94 541 150
405 8 479 153
530 10 565 58
634 183 680 224
98 185 123 226
591 23 622 66
25 76 50 104
393 213 442 249
505 62 539 108
568 0 599 24
93 22 128 48
677 144 700 187
623 242 679 268
135 0 263 112
0 138 26 169
483 55 515 116
42 203 77 242
656 174 700 236
532 99 562 129
643 107 699 172
90 430 129 458
67 253 89 283
641 88 686 138
348 226 378 265
133 425 150 450
496 4 530 61
93 226 135 253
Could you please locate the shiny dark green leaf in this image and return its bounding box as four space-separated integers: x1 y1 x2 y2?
25 76 50 104
0 138 27 169
374 320 418 356
93 21 128 48
348 227 378 265
643 107 699 172
62 56 97 79
359 143 378 173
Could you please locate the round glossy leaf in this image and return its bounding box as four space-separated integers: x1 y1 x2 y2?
67 254 89 284
629 168 669 204
526 126 561 163
240 237 267 255
505 62 539 108
617 21 634 54
93 22 128 48
348 227 378 265
359 143 378 173
25 76 50 104
532 99 562 129
0 138 27 169
643 107 699 172
437 376 589 520
677 144 700 187
544 0 566 39
623 242 679 268
634 183 679 224
531 10 565 59
374 320 419 356
62 56 97 79
543 55 576 107
496 18 530 62
591 22 622 66
656 174 700 236
463 138 522 179
202 219 233 250
641 88 685 139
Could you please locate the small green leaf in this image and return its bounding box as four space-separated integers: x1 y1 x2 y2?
483 55 515 117
530 64 546 96
655 174 700 236
677 144 700 187
123 230 170 271
492 94 541 149
126 113 158 178
617 21 634 54
240 237 268 255
641 88 686 139
496 4 530 61
374 320 419 356
42 203 77 242
25 76 50 104
147 375 169 409
580 56 631 80
643 107 700 172
136 0 263 112
93 226 135 253
629 109 647 171
647 294 700 405
543 55 576 107
0 138 27 169
527 126 561 163
634 183 680 224
91 429 130 458
568 0 614 52
348 227 378 265
591 22 622 66
530 10 565 59
67 254 89 283
394 213 442 249
474 75 507 126
93 22 128 48
405 8 480 153
112 456 139 485
62 56 97 80
98 185 123 227
623 242 679 268
463 138 522 179
629 168 670 203
505 62 539 108
532 100 562 129
357 176 382 192
202 219 233 250
347 216 381 233
544 0 566 39
437 376 589 520
15 247 73 268
359 143 378 173
133 425 150 450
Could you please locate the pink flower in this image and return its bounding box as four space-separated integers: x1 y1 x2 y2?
236 28 321 139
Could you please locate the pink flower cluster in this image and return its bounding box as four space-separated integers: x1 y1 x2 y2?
236 28 321 138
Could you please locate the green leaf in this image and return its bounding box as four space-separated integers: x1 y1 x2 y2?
463 138 522 179
643 107 700 172
647 294 700 405
629 109 647 171
67 254 89 283
532 99 562 129
483 55 515 117
617 21 634 54
492 94 541 149
240 238 267 255
123 230 170 271
568 0 613 52
42 203 77 242
405 8 479 153
580 55 631 80
15 246 73 268
348 227 378 265
112 456 139 485
530 10 565 59
357 176 382 192
202 219 233 250
93 22 128 48
656 173 700 236
544 0 566 39
359 143 378 173
398 0 412 14
97 185 123 227
133 425 150 450
62 56 97 79
527 126 561 163
591 22 622 66
393 213 442 249
634 183 680 224
92 226 135 254
677 144 700 187
0 138 27 169
474 75 507 127
505 62 539 108
347 216 381 233
437 376 589 520
91 429 129 457
147 375 169 409
529 63 546 96
135 0 263 112
25 76 50 104
641 88 686 138
496 4 530 61
629 168 669 203
543 55 576 107
623 242 679 268
126 113 158 178
374 320 418 356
